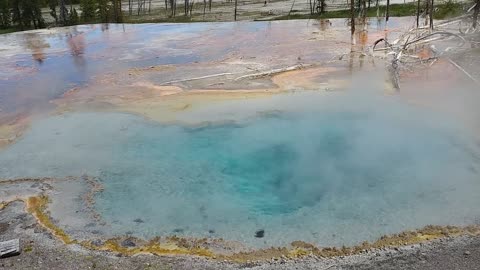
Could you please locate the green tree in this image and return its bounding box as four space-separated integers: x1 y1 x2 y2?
80 0 97 21
70 6 79 24
19 0 34 28
48 0 58 24
111 0 122 22
10 0 44 29
28 0 45 28
0 0 11 28
59 0 69 25
11 0 23 29
97 0 110 22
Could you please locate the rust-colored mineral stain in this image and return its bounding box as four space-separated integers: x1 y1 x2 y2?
25 196 75 245
9 194 480 262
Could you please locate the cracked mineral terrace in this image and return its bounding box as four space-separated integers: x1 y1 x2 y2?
1 17 480 270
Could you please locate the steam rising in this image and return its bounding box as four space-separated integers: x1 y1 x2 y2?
1 71 480 248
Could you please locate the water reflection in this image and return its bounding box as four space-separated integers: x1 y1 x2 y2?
67 32 86 69
317 19 331 31
23 33 50 64
0 18 413 134
101 23 109 32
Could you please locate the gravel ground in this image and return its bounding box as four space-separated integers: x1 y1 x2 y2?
1 200 480 270
345 238 480 270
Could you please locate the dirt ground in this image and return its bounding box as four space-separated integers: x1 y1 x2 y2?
42 0 425 23
1 200 480 270
2 10 480 270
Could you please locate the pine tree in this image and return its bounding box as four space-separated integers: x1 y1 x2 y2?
111 0 123 22
70 7 79 24
80 0 97 22
0 0 11 28
20 0 34 28
11 0 23 29
48 0 58 24
8 0 45 29
59 0 69 25
473 0 479 29
31 0 45 28
98 0 110 23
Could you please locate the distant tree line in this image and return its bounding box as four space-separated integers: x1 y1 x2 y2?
0 0 46 30
0 0 123 30
1 0 478 31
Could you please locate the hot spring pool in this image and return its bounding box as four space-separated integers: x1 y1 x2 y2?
0 93 479 248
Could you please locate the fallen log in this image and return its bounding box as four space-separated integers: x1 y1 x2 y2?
234 64 310 81
161 73 234 85
0 239 20 258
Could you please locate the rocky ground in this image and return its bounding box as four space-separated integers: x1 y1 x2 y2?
1 201 479 270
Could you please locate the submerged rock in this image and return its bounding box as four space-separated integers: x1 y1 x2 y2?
133 218 144 223
121 239 136 248
255 230 265 238
91 239 103 247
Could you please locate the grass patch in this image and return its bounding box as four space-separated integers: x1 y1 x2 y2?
0 28 22 35
271 2 466 21
0 1 469 35
433 0 464 19
23 245 33 252
125 15 201 23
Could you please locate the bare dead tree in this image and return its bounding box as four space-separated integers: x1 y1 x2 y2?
425 0 430 25
430 0 434 29
473 0 479 28
312 0 319 15
169 0 175 16
59 0 68 25
386 0 390 21
416 0 420 28
203 0 206 18
120 0 124 22
234 0 238 20
209 0 212 11
351 0 355 36
319 0 325 14
288 0 296 17
362 0 367 18
372 30 468 90
174 0 177 17
112 0 122 22
112 0 118 17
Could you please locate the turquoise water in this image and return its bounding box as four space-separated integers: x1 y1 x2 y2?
95 110 480 247
1 20 479 249
1 93 479 247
